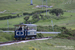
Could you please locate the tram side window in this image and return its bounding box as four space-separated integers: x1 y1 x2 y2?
28 26 36 30
24 26 28 30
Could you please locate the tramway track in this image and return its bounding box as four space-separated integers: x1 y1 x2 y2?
0 37 52 46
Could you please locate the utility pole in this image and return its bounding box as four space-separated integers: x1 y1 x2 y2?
46 0 47 15
7 20 9 30
30 0 33 5
42 0 43 10
51 20 54 32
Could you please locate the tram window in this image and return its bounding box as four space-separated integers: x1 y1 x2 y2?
28 26 37 30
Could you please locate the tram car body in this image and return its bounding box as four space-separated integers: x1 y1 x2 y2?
14 24 37 39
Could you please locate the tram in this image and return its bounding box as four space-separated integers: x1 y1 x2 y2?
14 24 37 40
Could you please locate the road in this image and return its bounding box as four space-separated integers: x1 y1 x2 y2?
2 31 61 34
37 32 61 34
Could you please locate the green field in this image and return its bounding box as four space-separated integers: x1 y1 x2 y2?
0 12 75 30
0 38 75 50
0 16 25 28
0 0 75 29
36 12 75 29
0 0 75 49
0 0 75 16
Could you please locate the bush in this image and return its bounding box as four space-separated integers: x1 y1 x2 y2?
23 12 30 15
49 8 64 16
23 10 50 16
37 33 44 38
0 15 17 20
56 27 75 40
37 25 63 32
0 28 14 31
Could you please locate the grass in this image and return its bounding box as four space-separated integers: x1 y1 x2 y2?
42 34 57 37
0 16 25 28
0 12 75 30
0 32 14 42
35 12 75 29
0 0 75 30
0 0 75 16
0 38 75 50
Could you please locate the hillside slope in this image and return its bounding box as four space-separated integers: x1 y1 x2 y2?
0 0 75 29
0 0 75 13
0 0 75 17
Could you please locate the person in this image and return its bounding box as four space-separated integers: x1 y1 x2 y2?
27 27 29 30
18 26 22 30
32 28 34 30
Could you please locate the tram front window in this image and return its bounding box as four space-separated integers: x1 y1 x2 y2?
15 26 23 30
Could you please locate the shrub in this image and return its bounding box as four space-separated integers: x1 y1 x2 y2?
0 15 17 20
0 28 14 31
49 8 64 17
23 12 30 15
56 27 75 40
37 33 44 38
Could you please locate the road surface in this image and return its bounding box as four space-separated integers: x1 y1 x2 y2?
2 31 61 34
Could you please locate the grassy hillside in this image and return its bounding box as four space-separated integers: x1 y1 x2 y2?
35 12 75 29
0 16 24 28
0 12 75 30
0 0 75 29
0 32 14 42
0 0 75 17
0 38 75 50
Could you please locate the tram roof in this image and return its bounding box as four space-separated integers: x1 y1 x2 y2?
14 24 37 27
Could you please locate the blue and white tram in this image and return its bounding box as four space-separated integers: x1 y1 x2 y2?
14 24 37 40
